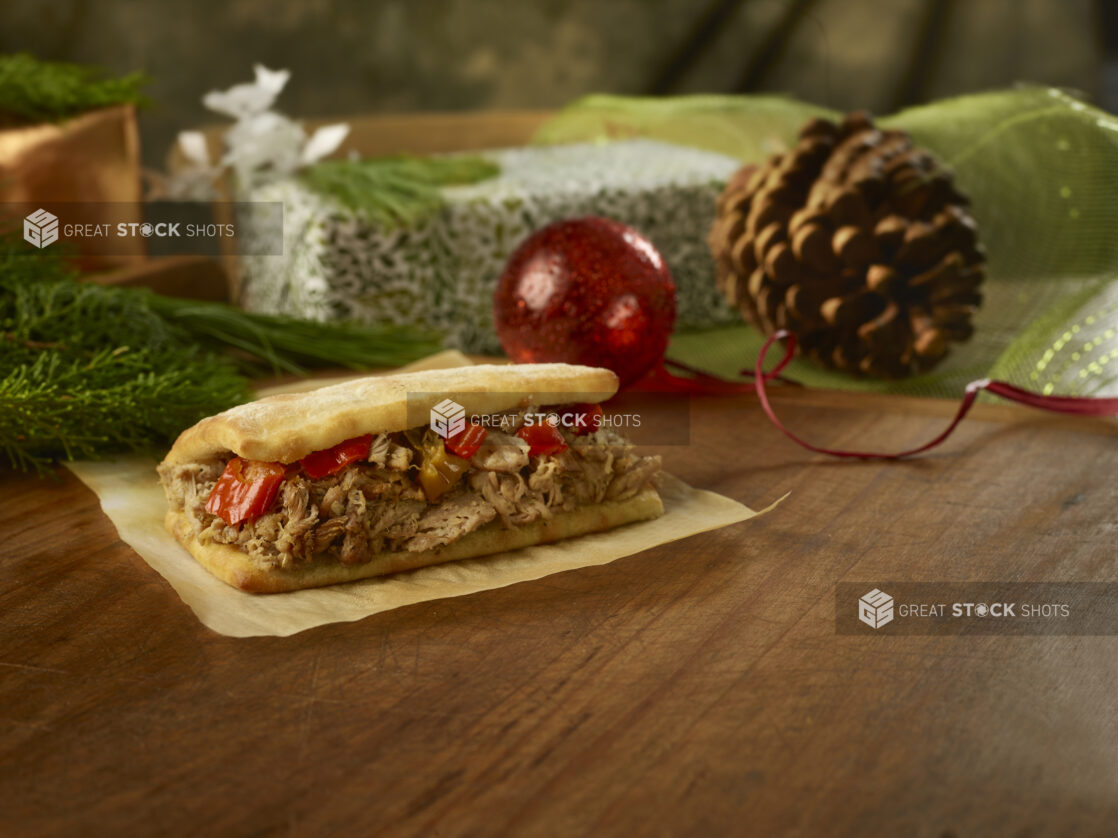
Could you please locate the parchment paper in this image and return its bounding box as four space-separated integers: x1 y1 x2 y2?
64 351 764 637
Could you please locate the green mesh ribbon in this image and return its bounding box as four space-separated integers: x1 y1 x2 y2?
535 89 1118 399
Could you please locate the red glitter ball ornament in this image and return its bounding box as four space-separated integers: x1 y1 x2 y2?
494 216 677 388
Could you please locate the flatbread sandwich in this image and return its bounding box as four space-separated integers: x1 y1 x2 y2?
158 363 663 593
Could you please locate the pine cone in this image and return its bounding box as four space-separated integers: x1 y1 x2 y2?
708 111 985 378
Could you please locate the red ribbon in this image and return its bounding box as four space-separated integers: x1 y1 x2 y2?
751 330 1118 459
637 330 1118 459
634 356 798 394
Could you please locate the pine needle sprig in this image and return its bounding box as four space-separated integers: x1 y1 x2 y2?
0 240 442 375
301 154 500 227
0 53 150 124
145 296 442 375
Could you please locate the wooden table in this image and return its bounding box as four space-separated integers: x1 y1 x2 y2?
1 387 1115 837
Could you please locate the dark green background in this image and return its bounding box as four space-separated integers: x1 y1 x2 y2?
0 0 1107 166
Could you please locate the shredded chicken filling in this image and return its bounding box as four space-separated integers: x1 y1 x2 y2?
159 426 660 569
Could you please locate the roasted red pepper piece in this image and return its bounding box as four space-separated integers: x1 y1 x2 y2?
562 403 604 436
445 423 488 459
299 434 373 479
205 457 286 526
517 422 568 457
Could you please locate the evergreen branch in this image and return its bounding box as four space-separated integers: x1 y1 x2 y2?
0 239 442 374
145 296 442 375
0 347 250 474
0 239 443 472
301 154 500 227
0 53 150 124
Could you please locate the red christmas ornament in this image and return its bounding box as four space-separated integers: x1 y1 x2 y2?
494 216 677 387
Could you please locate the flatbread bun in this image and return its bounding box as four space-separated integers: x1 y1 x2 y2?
165 488 663 593
162 363 618 465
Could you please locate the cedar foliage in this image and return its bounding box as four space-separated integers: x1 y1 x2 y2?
0 240 440 472
0 52 150 123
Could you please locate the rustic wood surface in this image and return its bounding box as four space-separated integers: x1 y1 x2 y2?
1 387 1115 837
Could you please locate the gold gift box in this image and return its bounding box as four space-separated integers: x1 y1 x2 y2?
0 103 143 271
